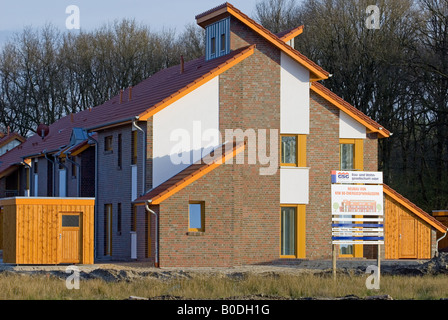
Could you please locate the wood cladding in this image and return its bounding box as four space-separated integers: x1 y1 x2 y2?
1 197 94 264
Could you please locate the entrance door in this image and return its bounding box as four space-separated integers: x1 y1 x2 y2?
399 214 417 259
60 213 81 263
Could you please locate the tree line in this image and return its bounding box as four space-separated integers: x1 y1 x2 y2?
256 0 448 212
0 0 446 212
0 20 204 137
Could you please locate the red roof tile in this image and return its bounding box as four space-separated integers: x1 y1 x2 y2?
0 46 254 176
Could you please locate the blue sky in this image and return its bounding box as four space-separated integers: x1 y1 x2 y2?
0 1 259 46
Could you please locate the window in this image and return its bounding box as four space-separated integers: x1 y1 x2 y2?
211 37 216 55
280 135 306 167
281 206 296 257
220 33 226 52
33 160 38 174
189 202 205 232
62 215 79 227
105 135 113 152
117 134 122 169
71 162 77 179
339 139 364 258
131 205 137 232
280 205 306 258
104 204 113 256
131 130 137 165
339 139 363 171
117 203 122 234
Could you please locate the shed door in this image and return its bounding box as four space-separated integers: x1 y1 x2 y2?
60 214 81 264
399 215 417 259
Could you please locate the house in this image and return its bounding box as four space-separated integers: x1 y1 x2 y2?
0 3 445 266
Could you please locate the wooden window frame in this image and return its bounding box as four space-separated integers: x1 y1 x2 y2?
339 139 364 258
280 205 306 259
188 201 205 233
280 135 306 167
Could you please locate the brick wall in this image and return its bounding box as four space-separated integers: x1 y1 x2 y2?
308 92 340 259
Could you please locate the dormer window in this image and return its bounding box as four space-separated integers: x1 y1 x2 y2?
206 17 230 61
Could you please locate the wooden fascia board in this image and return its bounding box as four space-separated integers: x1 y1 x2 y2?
69 144 90 157
310 85 390 139
280 26 304 42
138 45 255 121
150 143 245 205
383 187 447 233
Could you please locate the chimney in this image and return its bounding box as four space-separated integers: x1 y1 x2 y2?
180 55 184 74
129 86 133 101
7 125 10 135
70 113 74 123
119 89 124 104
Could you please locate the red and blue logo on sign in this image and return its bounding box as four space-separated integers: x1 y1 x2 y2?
331 171 350 183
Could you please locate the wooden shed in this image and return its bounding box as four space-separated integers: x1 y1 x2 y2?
0 197 95 265
383 185 447 259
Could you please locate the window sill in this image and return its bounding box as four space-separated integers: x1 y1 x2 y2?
186 231 205 236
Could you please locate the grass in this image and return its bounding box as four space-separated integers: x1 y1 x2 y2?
0 272 447 300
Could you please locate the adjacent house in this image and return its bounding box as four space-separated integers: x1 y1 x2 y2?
0 3 445 266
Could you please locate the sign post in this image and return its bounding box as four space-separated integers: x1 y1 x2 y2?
331 170 384 288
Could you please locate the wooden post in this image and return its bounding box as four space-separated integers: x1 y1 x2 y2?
377 244 381 288
332 244 337 281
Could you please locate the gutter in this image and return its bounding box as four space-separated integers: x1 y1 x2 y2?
145 200 159 268
86 116 137 132
132 120 146 197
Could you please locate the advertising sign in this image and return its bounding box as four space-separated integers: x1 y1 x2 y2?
331 170 383 184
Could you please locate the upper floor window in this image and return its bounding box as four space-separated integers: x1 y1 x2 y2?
206 17 230 61
105 135 113 152
340 139 363 171
280 135 306 167
189 201 205 232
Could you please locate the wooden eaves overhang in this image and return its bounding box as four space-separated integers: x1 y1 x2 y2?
195 2 329 81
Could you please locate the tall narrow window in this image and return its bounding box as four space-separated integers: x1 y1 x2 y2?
220 33 226 52
131 130 137 165
71 162 77 179
117 133 122 169
211 37 216 55
281 206 296 257
117 203 122 234
189 202 205 232
340 144 354 171
104 204 113 256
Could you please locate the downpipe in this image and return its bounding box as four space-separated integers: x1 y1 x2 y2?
435 229 448 257
145 200 159 268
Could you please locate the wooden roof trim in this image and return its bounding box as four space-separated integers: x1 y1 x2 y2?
278 25 304 42
310 82 390 138
139 143 245 205
138 45 255 121
384 184 447 233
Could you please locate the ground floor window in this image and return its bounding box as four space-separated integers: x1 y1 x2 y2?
189 201 205 232
280 205 306 258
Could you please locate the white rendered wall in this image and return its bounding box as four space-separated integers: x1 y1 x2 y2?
280 52 310 134
340 111 366 139
280 167 309 204
153 76 220 188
